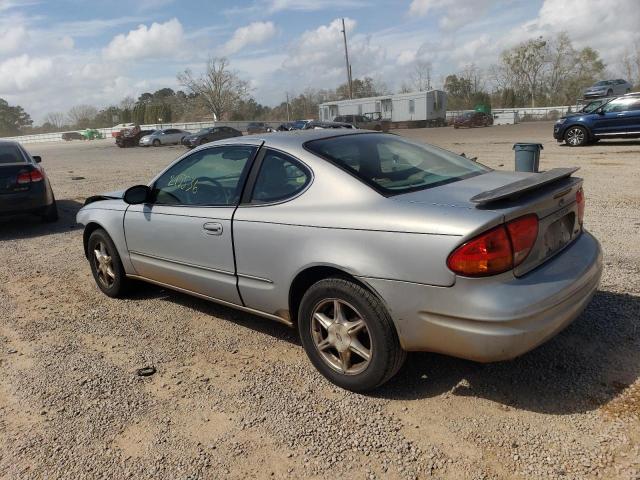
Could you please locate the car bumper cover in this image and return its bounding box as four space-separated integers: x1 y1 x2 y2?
363 231 602 362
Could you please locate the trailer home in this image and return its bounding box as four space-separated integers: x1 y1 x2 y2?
318 90 447 127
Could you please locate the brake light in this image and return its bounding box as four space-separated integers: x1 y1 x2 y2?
576 188 585 225
16 169 43 184
447 214 539 277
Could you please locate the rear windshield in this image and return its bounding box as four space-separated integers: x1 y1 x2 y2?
305 133 489 195
0 144 25 164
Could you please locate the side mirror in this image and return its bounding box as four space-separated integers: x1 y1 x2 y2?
123 185 151 204
33 155 42 163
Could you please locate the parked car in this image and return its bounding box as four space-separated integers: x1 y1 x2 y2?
182 126 242 148
247 122 269 134
453 111 493 128
61 132 84 141
0 140 58 222
116 127 156 148
553 93 640 146
139 128 189 147
77 130 601 391
302 121 355 130
334 114 390 132
82 129 103 140
583 79 632 98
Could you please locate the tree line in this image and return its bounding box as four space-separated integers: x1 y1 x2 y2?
2 32 639 137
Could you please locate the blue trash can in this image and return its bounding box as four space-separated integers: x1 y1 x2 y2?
513 143 543 172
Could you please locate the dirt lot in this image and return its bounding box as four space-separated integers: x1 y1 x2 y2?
1 122 639 480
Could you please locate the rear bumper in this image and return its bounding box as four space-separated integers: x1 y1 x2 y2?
364 231 602 362
0 186 51 216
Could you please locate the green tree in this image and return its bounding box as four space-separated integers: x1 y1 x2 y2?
0 98 33 136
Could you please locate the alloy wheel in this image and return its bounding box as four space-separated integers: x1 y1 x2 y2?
566 127 585 146
311 299 372 375
93 241 115 289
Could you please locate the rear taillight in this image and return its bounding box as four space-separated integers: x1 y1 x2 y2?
16 169 43 184
576 188 585 225
447 214 539 277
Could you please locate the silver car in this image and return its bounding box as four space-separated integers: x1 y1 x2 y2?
583 79 632 98
77 130 602 391
139 128 189 147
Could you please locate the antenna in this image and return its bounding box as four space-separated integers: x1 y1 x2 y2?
341 18 353 100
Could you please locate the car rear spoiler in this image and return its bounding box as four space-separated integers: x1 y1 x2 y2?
470 167 580 206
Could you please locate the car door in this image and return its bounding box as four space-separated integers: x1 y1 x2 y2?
592 97 639 135
233 148 313 315
123 144 259 304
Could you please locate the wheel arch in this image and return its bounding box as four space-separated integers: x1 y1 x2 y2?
288 264 388 325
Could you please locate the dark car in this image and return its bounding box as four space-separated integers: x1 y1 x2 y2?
453 111 493 128
0 140 58 222
247 122 269 134
62 132 84 141
553 93 640 146
302 121 355 130
334 114 390 132
182 126 242 148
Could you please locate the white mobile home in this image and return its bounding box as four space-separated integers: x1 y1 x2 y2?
318 90 447 126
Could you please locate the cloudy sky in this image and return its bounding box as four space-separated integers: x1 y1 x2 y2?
1 0 639 123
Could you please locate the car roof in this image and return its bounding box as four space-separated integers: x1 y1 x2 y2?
221 128 367 149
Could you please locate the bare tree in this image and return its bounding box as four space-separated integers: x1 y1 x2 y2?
620 41 640 87
411 60 432 91
119 95 136 111
501 37 549 107
177 57 250 120
45 112 66 129
66 105 97 128
398 82 412 94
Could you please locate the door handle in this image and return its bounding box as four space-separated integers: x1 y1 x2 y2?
202 222 223 235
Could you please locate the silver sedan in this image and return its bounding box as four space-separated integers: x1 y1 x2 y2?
139 128 189 147
77 130 602 391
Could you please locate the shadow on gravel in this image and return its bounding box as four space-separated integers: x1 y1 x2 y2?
0 199 83 240
127 283 300 346
376 290 640 415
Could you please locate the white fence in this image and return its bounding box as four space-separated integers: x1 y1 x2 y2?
446 105 580 122
1 121 285 145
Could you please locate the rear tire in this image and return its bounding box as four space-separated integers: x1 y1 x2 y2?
298 277 406 392
41 199 58 223
564 126 588 147
87 229 130 298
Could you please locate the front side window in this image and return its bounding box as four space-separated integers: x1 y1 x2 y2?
602 97 640 113
250 150 310 204
152 146 256 206
305 133 489 195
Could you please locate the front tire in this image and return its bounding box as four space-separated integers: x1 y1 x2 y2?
152 139 160 147
298 278 406 392
87 229 130 298
564 126 588 146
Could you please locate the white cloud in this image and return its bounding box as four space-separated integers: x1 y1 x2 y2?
221 21 277 56
103 18 184 60
397 50 417 66
0 55 54 93
267 0 367 11
0 25 28 54
409 0 499 31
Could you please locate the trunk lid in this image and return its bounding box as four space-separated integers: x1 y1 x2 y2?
393 169 584 276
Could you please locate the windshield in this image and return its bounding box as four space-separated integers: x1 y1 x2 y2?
305 133 489 195
196 129 210 134
292 121 307 129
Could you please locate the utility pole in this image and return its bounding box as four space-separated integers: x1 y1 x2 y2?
341 18 353 99
286 92 290 122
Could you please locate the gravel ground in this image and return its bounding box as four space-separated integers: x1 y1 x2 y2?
1 122 639 480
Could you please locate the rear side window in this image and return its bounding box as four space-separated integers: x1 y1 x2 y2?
250 150 310 204
0 144 25 164
305 133 489 195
